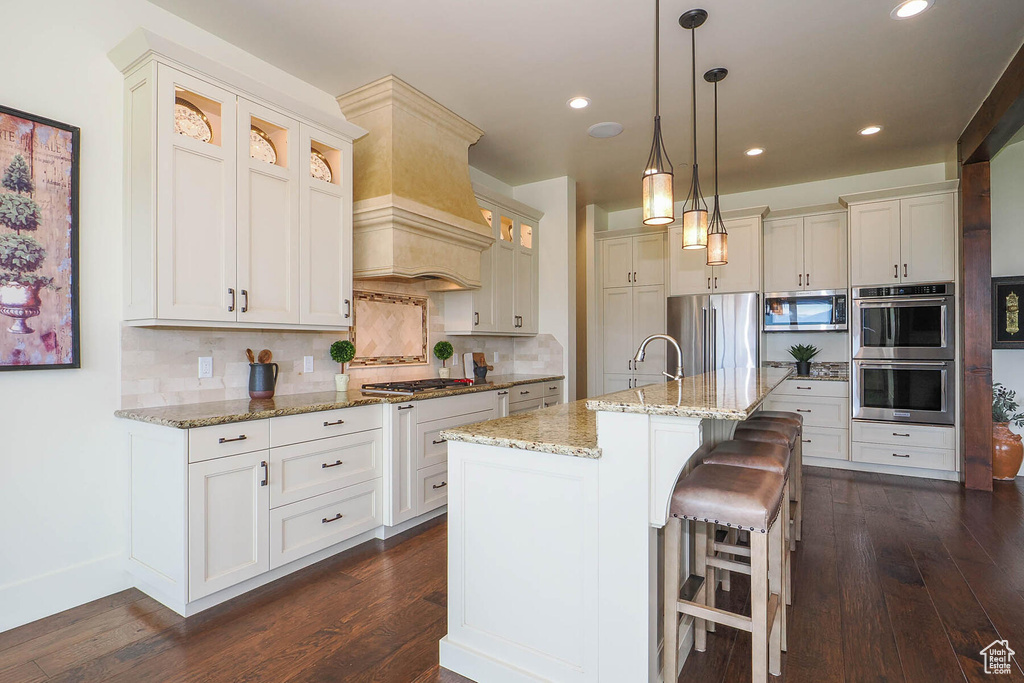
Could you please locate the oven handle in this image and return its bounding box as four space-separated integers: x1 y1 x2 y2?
856 361 949 368
855 297 951 304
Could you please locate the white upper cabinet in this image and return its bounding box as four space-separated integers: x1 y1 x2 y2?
444 186 542 336
115 36 364 330
900 193 956 284
713 216 762 294
668 226 712 296
849 200 901 286
603 233 666 288
602 237 634 288
763 211 847 292
847 188 957 287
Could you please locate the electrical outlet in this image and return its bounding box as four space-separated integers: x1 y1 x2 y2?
493 352 500 363
198 356 213 379
303 355 314 373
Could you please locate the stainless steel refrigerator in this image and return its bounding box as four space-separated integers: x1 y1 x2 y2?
667 293 760 376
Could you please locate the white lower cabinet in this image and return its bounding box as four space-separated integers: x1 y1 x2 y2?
851 421 956 472
417 462 450 514
188 451 270 601
762 380 850 462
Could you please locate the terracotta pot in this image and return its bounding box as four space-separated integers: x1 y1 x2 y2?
0 282 43 334
993 422 1024 481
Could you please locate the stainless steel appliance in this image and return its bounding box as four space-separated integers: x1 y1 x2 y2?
852 359 955 425
852 283 955 360
763 289 848 332
667 293 759 376
361 378 476 396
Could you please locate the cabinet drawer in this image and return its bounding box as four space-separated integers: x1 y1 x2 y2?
417 463 448 514
801 426 849 461
509 397 544 415
415 392 497 423
189 420 270 463
270 404 382 447
543 381 563 399
270 429 383 508
852 421 955 450
775 379 849 398
761 396 848 429
416 410 493 471
270 478 382 569
510 384 542 403
851 441 955 472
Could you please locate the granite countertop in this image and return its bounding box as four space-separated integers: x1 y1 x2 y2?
585 367 794 419
114 374 564 429
763 361 848 382
441 400 600 459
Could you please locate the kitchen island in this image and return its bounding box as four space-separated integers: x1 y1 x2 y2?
438 367 792 683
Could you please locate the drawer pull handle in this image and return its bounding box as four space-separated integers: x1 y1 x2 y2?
322 460 344 469
892 453 911 458
260 461 268 487
796 409 812 413
219 435 247 444
497 391 509 396
432 481 448 490
521 390 530 395
398 405 414 411
802 439 812 443
322 513 344 524
892 433 911 437
796 386 812 390
432 438 447 445
323 419 346 427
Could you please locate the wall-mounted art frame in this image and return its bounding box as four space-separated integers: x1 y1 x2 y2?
350 290 428 367
0 105 80 370
993 276 1024 349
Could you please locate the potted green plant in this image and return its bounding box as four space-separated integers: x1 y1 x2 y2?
433 340 454 378
787 344 819 377
993 382 1024 480
330 339 356 392
0 154 51 334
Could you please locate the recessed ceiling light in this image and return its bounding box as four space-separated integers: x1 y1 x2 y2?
567 97 590 109
891 0 933 19
745 147 765 156
859 125 883 136
588 122 623 138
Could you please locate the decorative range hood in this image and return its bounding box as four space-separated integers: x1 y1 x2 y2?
336 75 493 290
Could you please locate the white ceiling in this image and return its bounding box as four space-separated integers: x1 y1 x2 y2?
151 0 1024 211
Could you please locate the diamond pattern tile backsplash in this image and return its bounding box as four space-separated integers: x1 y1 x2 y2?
120 279 563 409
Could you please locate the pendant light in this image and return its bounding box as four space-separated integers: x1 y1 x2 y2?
642 0 673 226
704 67 728 266
679 8 709 249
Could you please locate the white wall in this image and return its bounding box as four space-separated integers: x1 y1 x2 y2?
469 166 515 196
603 162 949 231
514 177 577 399
0 0 358 633
991 138 1024 471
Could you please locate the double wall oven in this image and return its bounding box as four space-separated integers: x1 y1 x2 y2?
852 283 956 426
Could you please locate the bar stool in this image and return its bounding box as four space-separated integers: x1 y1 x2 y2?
739 417 803 546
664 464 786 682
698 439 792 610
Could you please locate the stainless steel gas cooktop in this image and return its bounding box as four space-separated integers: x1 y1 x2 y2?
360 378 479 396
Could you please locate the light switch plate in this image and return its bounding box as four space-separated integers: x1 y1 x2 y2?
303 356 314 373
198 356 213 379
493 352 500 363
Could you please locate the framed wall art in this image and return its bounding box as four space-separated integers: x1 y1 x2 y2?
0 104 80 370
993 276 1024 349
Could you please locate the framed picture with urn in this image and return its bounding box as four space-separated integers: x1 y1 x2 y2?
0 104 80 370
993 276 1024 350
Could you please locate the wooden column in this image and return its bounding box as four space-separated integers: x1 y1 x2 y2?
961 162 993 490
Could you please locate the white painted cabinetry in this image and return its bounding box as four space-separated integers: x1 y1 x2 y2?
762 379 850 462
668 210 766 296
445 186 542 336
846 186 957 287
763 209 847 292
114 34 363 330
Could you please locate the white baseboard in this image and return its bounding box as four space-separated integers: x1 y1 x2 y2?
804 456 960 482
376 506 446 540
0 552 130 633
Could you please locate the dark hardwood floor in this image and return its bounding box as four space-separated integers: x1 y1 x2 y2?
2 467 1023 682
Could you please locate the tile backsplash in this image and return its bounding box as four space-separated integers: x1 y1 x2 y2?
120 279 563 409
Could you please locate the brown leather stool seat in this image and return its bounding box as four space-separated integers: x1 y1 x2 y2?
748 410 803 429
671 464 785 533
733 421 800 451
700 439 790 478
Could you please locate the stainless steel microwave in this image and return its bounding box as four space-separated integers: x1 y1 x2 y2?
763 290 848 332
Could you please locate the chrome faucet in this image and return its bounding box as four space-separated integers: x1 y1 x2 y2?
633 334 684 381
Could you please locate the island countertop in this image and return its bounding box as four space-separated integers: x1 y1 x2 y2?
585 367 793 419
441 400 599 459
114 374 564 429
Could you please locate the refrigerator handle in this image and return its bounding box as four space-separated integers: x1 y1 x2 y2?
711 307 717 370
701 306 709 373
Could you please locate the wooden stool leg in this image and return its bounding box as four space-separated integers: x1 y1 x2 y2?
721 528 736 592
750 530 769 683
663 516 682 683
779 486 789 651
795 437 804 542
706 524 717 633
785 482 793 607
769 517 783 676
694 521 709 652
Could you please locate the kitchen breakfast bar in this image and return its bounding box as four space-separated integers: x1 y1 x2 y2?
438 367 792 683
